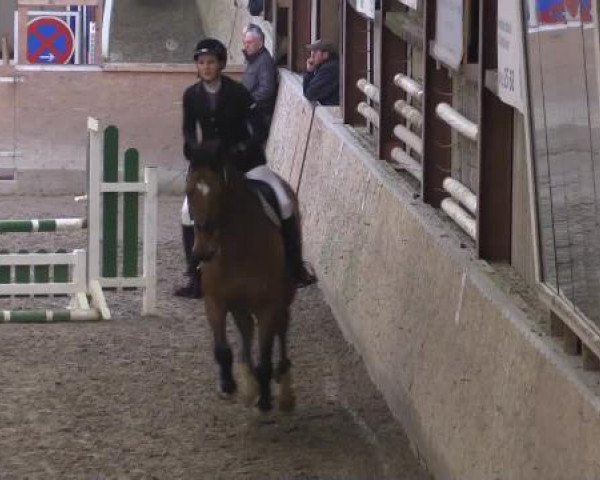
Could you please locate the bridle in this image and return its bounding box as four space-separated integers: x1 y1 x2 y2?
193 218 221 235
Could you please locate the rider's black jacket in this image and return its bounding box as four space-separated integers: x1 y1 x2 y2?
182 75 267 172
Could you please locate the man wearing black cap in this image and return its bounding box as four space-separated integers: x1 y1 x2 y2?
303 39 340 106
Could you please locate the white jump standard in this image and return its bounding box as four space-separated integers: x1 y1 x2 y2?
0 117 158 322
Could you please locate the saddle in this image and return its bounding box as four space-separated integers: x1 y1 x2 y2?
245 165 294 228
247 179 282 227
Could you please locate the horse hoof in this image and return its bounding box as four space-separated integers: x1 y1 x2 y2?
240 379 259 407
242 390 259 408
218 379 237 399
278 394 296 412
236 364 259 407
255 398 272 413
218 390 234 400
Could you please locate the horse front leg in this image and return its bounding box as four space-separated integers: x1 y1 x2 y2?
205 298 236 397
232 309 259 406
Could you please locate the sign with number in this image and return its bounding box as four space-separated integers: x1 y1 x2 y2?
399 0 418 9
431 0 463 70
498 0 525 112
26 16 75 64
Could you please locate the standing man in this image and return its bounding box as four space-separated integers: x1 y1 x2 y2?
241 24 278 128
303 39 340 106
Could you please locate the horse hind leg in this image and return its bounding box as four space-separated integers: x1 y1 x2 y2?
275 311 295 412
232 309 259 407
276 357 295 412
255 321 276 412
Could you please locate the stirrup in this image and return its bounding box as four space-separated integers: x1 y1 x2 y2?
174 281 203 299
297 262 317 288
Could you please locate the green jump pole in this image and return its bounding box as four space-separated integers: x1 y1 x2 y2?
53 248 69 283
33 249 49 298
14 250 29 298
1 309 100 323
123 148 139 278
103 126 119 278
0 250 9 285
15 249 29 284
0 218 86 233
0 250 9 298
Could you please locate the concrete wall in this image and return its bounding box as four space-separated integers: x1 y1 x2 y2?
268 70 600 480
0 0 16 58
194 0 274 65
109 0 203 63
0 64 242 195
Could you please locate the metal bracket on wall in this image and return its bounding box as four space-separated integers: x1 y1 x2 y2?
0 151 21 181
0 76 24 83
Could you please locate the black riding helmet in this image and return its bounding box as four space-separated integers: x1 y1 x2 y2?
193 38 228 65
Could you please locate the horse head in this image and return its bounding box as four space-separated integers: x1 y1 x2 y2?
186 140 228 262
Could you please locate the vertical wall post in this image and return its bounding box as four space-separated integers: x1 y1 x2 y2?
264 0 273 21
17 4 27 64
477 0 513 260
343 1 368 125
311 0 319 41
378 0 407 161
290 0 312 73
422 0 452 207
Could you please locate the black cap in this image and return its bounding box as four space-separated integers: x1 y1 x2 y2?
193 38 228 64
305 39 337 54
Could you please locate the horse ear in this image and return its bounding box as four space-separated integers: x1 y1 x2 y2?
226 140 265 173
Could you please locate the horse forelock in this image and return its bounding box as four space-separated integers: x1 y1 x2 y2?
189 139 222 170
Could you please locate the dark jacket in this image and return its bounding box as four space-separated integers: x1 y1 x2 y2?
302 56 340 106
182 75 267 172
242 47 278 116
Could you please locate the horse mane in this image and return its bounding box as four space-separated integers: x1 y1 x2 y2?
188 140 266 217
188 139 265 175
188 140 221 170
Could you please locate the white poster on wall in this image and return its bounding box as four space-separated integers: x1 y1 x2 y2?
399 0 418 9
355 0 375 19
431 0 463 70
497 0 525 112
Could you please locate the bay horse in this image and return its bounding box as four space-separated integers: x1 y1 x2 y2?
185 142 298 412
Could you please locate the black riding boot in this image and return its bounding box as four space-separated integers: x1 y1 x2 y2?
281 216 316 288
174 225 203 298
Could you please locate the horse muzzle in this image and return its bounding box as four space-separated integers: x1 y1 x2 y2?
196 249 217 262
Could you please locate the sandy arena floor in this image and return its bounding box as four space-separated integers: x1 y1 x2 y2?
0 195 431 480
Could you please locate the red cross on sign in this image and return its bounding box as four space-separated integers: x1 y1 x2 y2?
27 16 75 64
